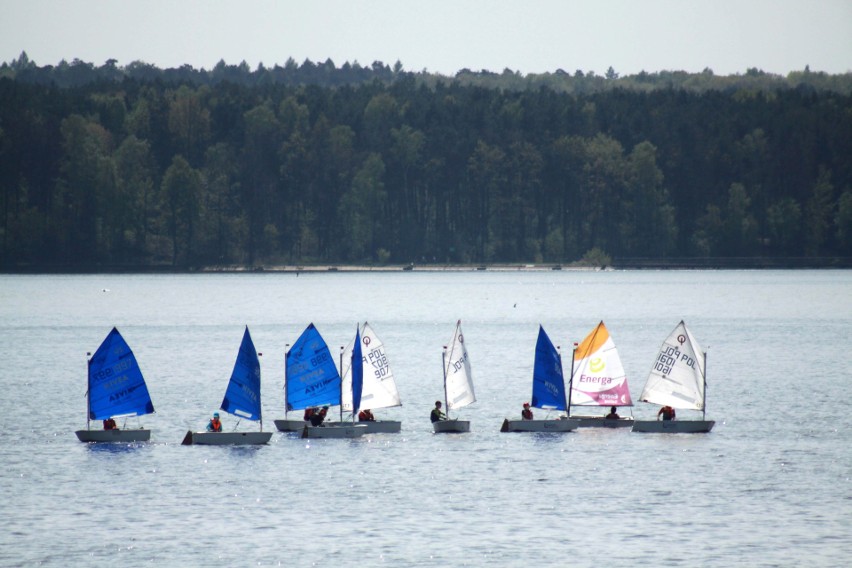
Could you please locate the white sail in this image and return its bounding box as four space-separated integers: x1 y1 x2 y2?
639 321 706 410
444 320 476 411
570 321 633 407
341 322 402 412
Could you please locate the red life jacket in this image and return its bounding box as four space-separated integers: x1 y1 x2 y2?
522 408 534 420
211 418 222 432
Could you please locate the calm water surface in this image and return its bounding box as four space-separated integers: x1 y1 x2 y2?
0 270 850 566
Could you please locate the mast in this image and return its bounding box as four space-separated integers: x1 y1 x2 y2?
557 345 568 415
566 342 577 417
86 351 92 430
442 345 449 418
339 346 345 422
284 343 290 420
703 350 708 421
258 351 263 432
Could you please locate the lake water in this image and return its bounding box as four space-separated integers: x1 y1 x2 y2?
0 270 850 567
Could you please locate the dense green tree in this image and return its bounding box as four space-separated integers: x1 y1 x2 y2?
160 155 201 265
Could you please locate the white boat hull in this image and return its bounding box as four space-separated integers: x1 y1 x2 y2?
301 425 367 439
325 420 401 433
274 419 307 432
570 416 635 428
182 431 273 445
501 418 579 432
632 420 715 433
433 419 470 433
75 429 151 443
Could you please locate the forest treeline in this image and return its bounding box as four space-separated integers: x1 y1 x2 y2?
1 53 851 269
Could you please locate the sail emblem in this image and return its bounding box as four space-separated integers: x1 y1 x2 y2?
589 357 606 373
363 336 371 346
677 334 686 345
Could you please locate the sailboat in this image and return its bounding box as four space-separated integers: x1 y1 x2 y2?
75 327 155 442
182 326 272 445
501 326 579 433
329 322 402 433
272 323 364 439
434 320 475 433
566 321 634 427
632 321 715 433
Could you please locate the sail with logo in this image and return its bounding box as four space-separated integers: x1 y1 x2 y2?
434 320 475 433
298 324 367 438
567 321 634 427
274 323 347 433
75 327 155 442
334 322 402 433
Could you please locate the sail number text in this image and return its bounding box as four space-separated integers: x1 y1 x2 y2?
655 346 696 374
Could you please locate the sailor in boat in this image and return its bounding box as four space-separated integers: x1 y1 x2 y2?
309 406 329 427
605 406 620 419
521 403 534 420
430 401 446 423
657 406 676 421
358 409 376 422
303 407 315 422
102 417 118 430
206 412 223 432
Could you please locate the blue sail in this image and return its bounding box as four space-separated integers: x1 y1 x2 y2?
220 326 262 421
352 326 364 413
530 326 567 411
286 323 341 410
87 327 155 420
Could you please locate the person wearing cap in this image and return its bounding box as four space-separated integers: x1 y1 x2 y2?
310 406 329 427
430 401 446 423
207 412 223 432
358 408 376 422
521 402 534 420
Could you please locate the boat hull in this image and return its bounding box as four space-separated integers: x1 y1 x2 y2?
274 419 307 432
570 416 635 428
325 420 401 433
75 429 151 443
632 420 715 433
433 419 470 433
301 425 367 439
500 419 579 432
182 431 273 445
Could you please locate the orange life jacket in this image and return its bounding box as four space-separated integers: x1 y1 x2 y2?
211 418 222 432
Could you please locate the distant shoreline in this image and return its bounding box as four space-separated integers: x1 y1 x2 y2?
3 257 851 274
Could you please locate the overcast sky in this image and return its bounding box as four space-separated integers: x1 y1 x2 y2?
3 0 851 76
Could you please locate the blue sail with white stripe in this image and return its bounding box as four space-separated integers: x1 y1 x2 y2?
352 326 364 414
286 323 341 411
87 327 154 420
220 326 262 421
530 326 567 411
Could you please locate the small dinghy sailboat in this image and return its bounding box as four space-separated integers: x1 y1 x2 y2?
434 320 475 433
632 321 715 433
75 327 155 443
328 322 402 433
303 324 368 439
182 327 272 445
566 321 634 427
501 326 579 433
274 323 364 439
